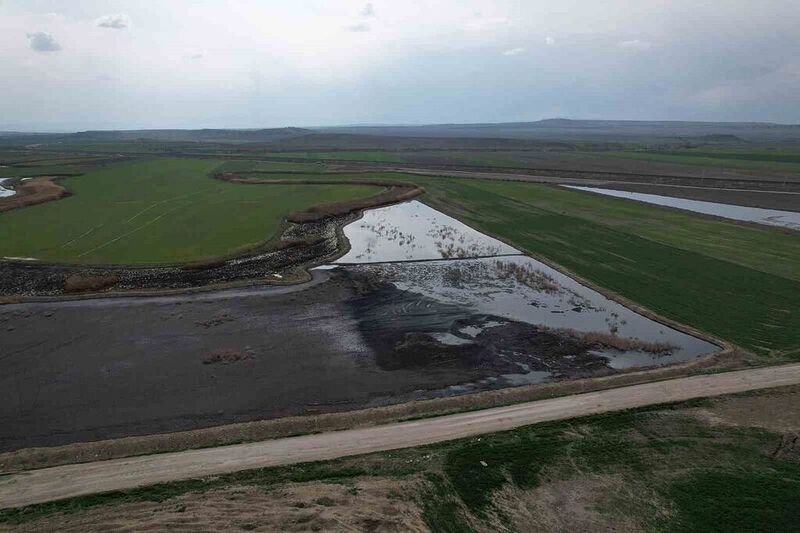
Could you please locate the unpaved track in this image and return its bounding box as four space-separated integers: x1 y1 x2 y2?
2 363 800 509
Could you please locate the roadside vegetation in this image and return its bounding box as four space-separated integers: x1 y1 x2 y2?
3 387 798 532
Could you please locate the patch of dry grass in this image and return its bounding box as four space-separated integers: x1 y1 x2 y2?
550 327 676 353
0 177 69 213
63 274 119 294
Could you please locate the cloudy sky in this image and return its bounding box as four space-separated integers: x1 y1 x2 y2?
2 0 800 131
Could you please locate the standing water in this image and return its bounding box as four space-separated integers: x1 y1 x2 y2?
0 178 15 198
564 185 800 231
335 201 519 263
328 200 720 382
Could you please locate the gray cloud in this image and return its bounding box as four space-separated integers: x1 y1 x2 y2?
360 3 375 17
346 23 370 32
4 0 800 129
26 31 61 52
502 47 525 56
617 39 653 51
96 14 129 29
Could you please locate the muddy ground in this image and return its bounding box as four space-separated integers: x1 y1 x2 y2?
0 268 669 452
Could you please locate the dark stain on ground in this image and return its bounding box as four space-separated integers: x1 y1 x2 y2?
344 270 610 377
1 268 615 453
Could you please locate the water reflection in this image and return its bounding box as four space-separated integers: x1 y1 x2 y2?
335 200 519 263
0 178 15 198
564 185 800 231
346 256 718 369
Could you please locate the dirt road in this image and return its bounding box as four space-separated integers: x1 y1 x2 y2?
2 363 800 510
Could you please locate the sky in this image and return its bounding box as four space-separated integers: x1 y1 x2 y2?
2 0 800 131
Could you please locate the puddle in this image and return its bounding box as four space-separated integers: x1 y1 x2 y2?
344 257 718 371
335 200 519 263
564 185 800 231
0 178 15 198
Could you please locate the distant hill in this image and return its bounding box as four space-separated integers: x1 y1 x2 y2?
66 127 313 143
270 133 565 150
315 119 800 143
2 120 799 147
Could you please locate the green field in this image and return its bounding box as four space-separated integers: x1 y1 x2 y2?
262 151 405 162
0 159 378 264
217 160 330 173
606 150 800 175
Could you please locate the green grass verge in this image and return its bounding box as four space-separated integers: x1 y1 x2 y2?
0 159 379 264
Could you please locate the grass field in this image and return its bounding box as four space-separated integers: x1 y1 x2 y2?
217 160 330 173
4 388 798 531
606 150 800 175
0 159 378 264
261 151 405 162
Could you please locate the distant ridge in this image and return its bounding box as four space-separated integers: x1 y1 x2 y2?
2 120 800 145
315 119 800 142
65 127 313 143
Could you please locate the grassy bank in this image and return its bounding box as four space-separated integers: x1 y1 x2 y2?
0 159 379 264
4 388 798 531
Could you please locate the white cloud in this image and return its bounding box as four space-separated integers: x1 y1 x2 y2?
545 36 555 46
502 47 525 56
345 23 370 32
26 32 61 52
96 14 130 29
617 39 653 51
360 3 375 17
184 53 203 60
464 14 509 32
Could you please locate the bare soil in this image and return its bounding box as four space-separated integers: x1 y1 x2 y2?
691 385 800 433
490 474 661 533
0 478 427 533
0 269 731 455
0 177 68 213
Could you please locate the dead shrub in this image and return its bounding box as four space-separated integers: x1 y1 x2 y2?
0 176 69 213
543 326 676 354
202 348 255 365
63 273 119 293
